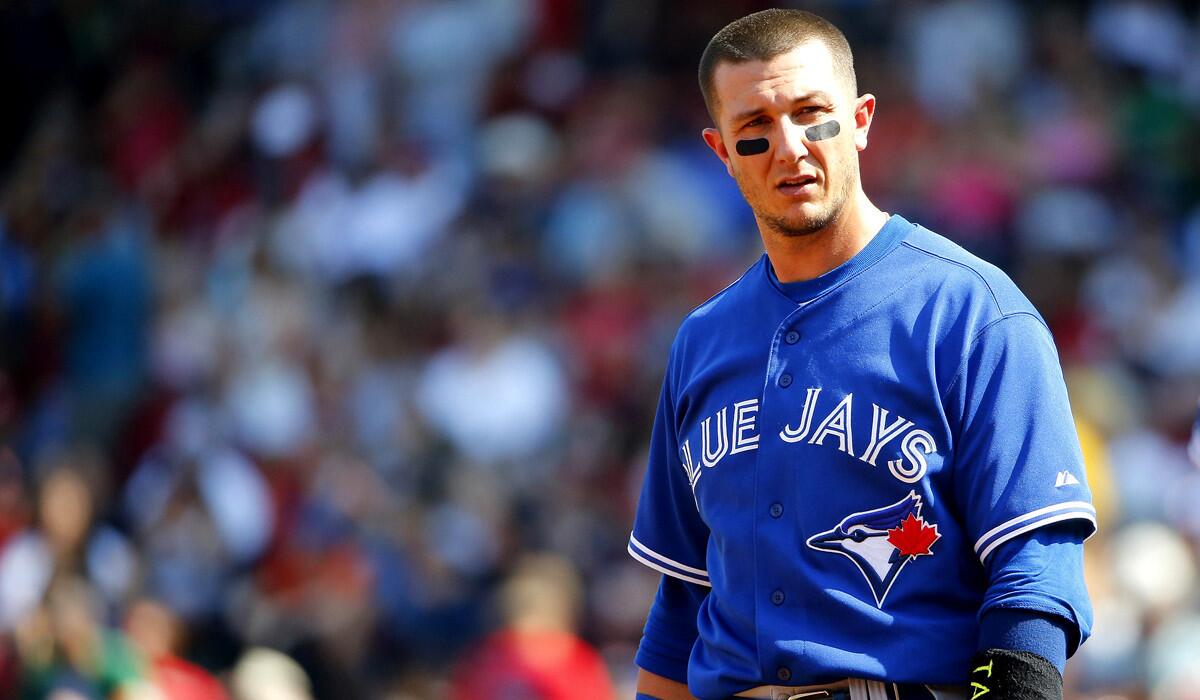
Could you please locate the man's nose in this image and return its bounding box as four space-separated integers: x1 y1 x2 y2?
775 119 810 163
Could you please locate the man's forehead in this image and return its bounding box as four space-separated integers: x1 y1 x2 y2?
713 42 844 119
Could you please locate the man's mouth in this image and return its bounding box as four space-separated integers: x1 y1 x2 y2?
777 175 818 195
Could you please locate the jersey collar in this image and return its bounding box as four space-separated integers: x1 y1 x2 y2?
765 214 914 304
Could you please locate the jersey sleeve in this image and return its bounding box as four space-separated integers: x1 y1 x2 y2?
948 313 1098 566
635 575 709 681
628 350 712 587
979 523 1093 658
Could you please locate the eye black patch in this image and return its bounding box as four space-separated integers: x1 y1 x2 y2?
735 138 769 156
805 120 840 141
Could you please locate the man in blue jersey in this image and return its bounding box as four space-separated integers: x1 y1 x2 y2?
629 9 1095 700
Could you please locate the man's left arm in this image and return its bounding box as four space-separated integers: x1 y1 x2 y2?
969 522 1093 699
947 312 1097 698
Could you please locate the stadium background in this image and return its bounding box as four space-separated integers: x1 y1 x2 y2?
1 0 1198 698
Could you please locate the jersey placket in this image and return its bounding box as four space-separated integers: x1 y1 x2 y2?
752 300 816 685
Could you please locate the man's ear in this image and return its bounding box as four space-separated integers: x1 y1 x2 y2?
702 127 734 177
853 94 876 152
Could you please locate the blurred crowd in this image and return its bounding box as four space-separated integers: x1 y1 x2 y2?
0 0 1198 698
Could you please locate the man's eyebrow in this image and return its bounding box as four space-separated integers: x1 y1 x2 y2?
730 92 834 125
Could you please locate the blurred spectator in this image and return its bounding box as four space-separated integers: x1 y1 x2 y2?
121 425 273 620
448 553 615 700
54 194 151 450
0 450 136 631
230 647 312 700
1088 0 1193 77
123 598 229 700
900 0 1026 120
12 577 142 699
274 156 471 282
416 311 568 466
1189 399 1200 468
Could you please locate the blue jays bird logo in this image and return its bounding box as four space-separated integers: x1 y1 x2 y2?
807 491 940 607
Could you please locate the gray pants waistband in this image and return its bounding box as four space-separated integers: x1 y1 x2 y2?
733 678 966 700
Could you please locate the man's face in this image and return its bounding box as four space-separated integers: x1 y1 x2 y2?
703 41 874 238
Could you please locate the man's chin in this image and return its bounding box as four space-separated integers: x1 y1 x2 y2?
765 210 835 237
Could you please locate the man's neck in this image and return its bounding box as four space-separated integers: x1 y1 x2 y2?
762 194 889 284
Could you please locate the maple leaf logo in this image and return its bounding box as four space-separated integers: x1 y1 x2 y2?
887 513 940 558
808 491 938 607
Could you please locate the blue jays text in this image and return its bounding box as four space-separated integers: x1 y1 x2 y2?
682 388 936 495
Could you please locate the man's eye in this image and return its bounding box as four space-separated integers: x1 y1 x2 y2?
745 117 767 128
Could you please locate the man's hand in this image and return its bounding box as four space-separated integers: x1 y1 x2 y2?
637 668 695 700
969 649 1063 700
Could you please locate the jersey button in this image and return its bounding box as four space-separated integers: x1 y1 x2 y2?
778 373 793 388
784 330 800 344
769 503 783 518
777 667 791 682
771 589 785 606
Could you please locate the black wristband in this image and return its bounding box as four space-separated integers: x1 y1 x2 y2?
969 648 1063 700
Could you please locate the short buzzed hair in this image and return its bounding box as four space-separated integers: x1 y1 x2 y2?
699 9 857 123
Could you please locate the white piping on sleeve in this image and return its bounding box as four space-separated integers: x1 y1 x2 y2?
973 501 1095 554
629 534 710 576
627 544 712 587
977 510 1098 564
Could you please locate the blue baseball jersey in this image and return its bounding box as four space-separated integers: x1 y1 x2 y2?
628 215 1096 698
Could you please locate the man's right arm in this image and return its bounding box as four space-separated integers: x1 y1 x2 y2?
636 668 694 700
630 343 710 699
635 575 707 700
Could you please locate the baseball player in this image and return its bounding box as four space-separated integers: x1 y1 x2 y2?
629 10 1095 700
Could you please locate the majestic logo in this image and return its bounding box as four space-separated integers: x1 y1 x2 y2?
807 491 940 607
1054 471 1080 488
